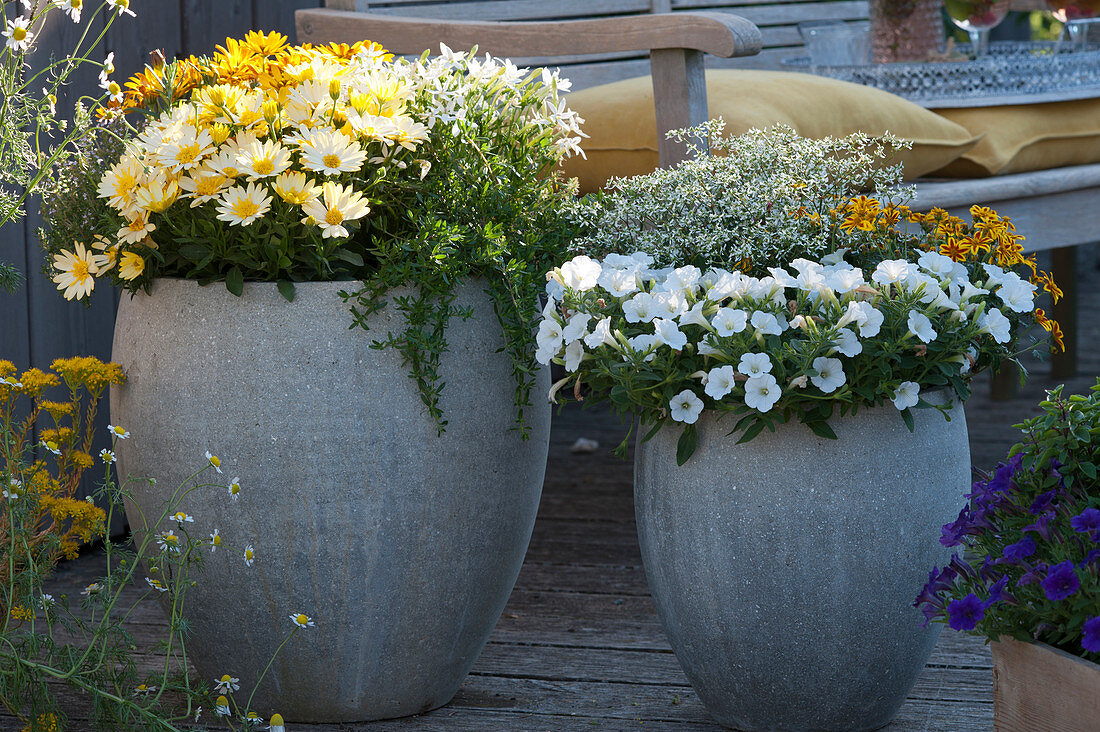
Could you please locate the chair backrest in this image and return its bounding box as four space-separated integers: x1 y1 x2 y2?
326 0 870 90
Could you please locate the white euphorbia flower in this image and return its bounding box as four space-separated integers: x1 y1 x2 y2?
652 319 687 350
833 328 862 357
559 255 601 291
978 307 1011 344
584 317 615 349
704 365 737 400
712 307 748 336
744 374 781 412
892 381 920 410
811 357 845 393
750 310 784 336
738 352 772 377
622 292 658 323
561 312 591 344
906 310 937 343
669 389 704 424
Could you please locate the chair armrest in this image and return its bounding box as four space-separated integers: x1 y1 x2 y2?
296 9 762 60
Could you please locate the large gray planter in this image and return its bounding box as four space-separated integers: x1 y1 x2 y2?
110 278 549 722
634 395 969 731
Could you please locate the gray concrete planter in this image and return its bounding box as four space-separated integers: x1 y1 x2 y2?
110 278 549 722
634 395 969 731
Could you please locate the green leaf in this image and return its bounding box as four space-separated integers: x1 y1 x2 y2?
900 408 915 432
805 421 838 440
277 280 295 302
178 243 210 263
676 424 698 466
334 249 364 267
1080 462 1097 480
736 420 766 444
225 267 244 297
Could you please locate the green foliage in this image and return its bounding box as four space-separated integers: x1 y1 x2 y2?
0 261 22 293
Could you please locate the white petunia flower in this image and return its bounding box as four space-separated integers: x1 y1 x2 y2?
626 334 658 362
712 307 748 336
583 317 616 349
820 249 848 265
744 374 781 412
872 259 917 286
558 255 601 291
750 311 784 336
917 250 957 279
678 302 710 329
978 307 1011 344
664 265 702 294
652 319 687 350
669 390 704 424
738 352 772 377
906 310 937 343
561 313 590 344
704 365 737 400
535 318 564 361
622 292 658 323
996 279 1037 313
563 340 585 372
810 357 846 393
833 328 862 357
598 267 639 297
892 381 920 410
982 263 1008 287
826 267 865 294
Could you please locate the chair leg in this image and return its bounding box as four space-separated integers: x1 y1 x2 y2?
1049 245 1078 379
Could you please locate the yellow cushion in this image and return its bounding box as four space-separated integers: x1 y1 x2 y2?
560 70 981 193
933 99 1100 177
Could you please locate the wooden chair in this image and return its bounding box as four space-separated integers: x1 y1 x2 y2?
297 0 1095 379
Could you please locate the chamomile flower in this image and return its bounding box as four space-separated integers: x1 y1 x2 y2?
53 0 83 22
145 577 168 593
107 0 136 15
41 440 61 455
299 128 367 175
243 544 255 567
100 449 116 464
108 424 130 439
215 696 231 716
118 251 146 281
205 451 223 473
2 488 21 501
39 594 55 609
215 182 272 226
227 477 241 499
290 613 315 628
156 530 181 553
300 181 370 239
103 79 124 104
171 511 194 526
214 674 240 694
81 582 102 596
209 528 222 552
51 243 98 301
3 17 33 52
98 52 115 84
133 683 156 695
268 714 286 732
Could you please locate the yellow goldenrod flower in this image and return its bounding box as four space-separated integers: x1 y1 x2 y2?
273 171 320 205
51 243 98 301
118 251 146 281
298 128 367 175
301 181 370 239
215 182 272 226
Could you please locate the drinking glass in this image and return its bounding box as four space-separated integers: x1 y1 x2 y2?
944 0 1010 57
1045 0 1100 50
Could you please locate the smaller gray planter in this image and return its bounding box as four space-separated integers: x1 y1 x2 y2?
634 395 969 731
111 279 549 722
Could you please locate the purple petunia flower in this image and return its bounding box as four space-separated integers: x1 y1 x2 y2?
1017 562 1048 587
983 575 1013 608
1081 549 1100 569
999 536 1037 564
1083 616 1100 654
940 508 972 548
1024 511 1056 542
1029 489 1058 515
1070 508 1100 541
947 594 985 631
1040 560 1081 602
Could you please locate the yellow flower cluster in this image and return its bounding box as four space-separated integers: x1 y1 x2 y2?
57 32 429 300
40 495 107 559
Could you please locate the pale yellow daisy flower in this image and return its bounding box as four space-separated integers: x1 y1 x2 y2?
237 139 292 180
273 171 320 205
117 212 155 245
51 243 98 300
215 182 272 226
178 169 229 206
299 128 367 175
118 251 145 281
301 181 369 239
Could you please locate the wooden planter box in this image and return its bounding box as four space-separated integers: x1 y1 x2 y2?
992 636 1100 731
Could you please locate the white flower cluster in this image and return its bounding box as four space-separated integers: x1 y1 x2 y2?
537 250 1035 424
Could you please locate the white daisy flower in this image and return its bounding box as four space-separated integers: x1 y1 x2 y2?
215 182 272 226
290 613 315 628
227 477 242 500
214 674 240 694
300 181 370 239
209 528 222 552
107 0 136 16
267 714 286 732
41 440 62 456
892 381 921 410
243 544 255 567
171 511 194 526
156 530 181 553
133 683 156 696
40 594 55 609
298 128 367 175
669 389 704 424
810 357 846 394
215 695 231 716
100 449 116 464
108 424 130 439
205 451 223 473
3 17 33 52
237 139 293 180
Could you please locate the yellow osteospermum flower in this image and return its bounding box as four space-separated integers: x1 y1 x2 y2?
155 126 215 173
134 175 181 214
215 182 272 226
243 30 288 56
178 169 229 206
91 235 120 273
97 156 143 211
301 181 370 239
299 128 367 175
51 243 98 301
117 212 155 246
119 251 145 281
273 171 320 205
237 138 292 180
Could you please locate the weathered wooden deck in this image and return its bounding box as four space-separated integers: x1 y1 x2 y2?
6 245 1099 730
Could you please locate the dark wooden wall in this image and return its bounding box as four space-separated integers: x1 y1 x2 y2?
0 1 323 502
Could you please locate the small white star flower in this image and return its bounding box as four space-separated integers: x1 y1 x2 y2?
892 381 921 410
669 389 704 424
290 613 315 628
40 594 55 609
